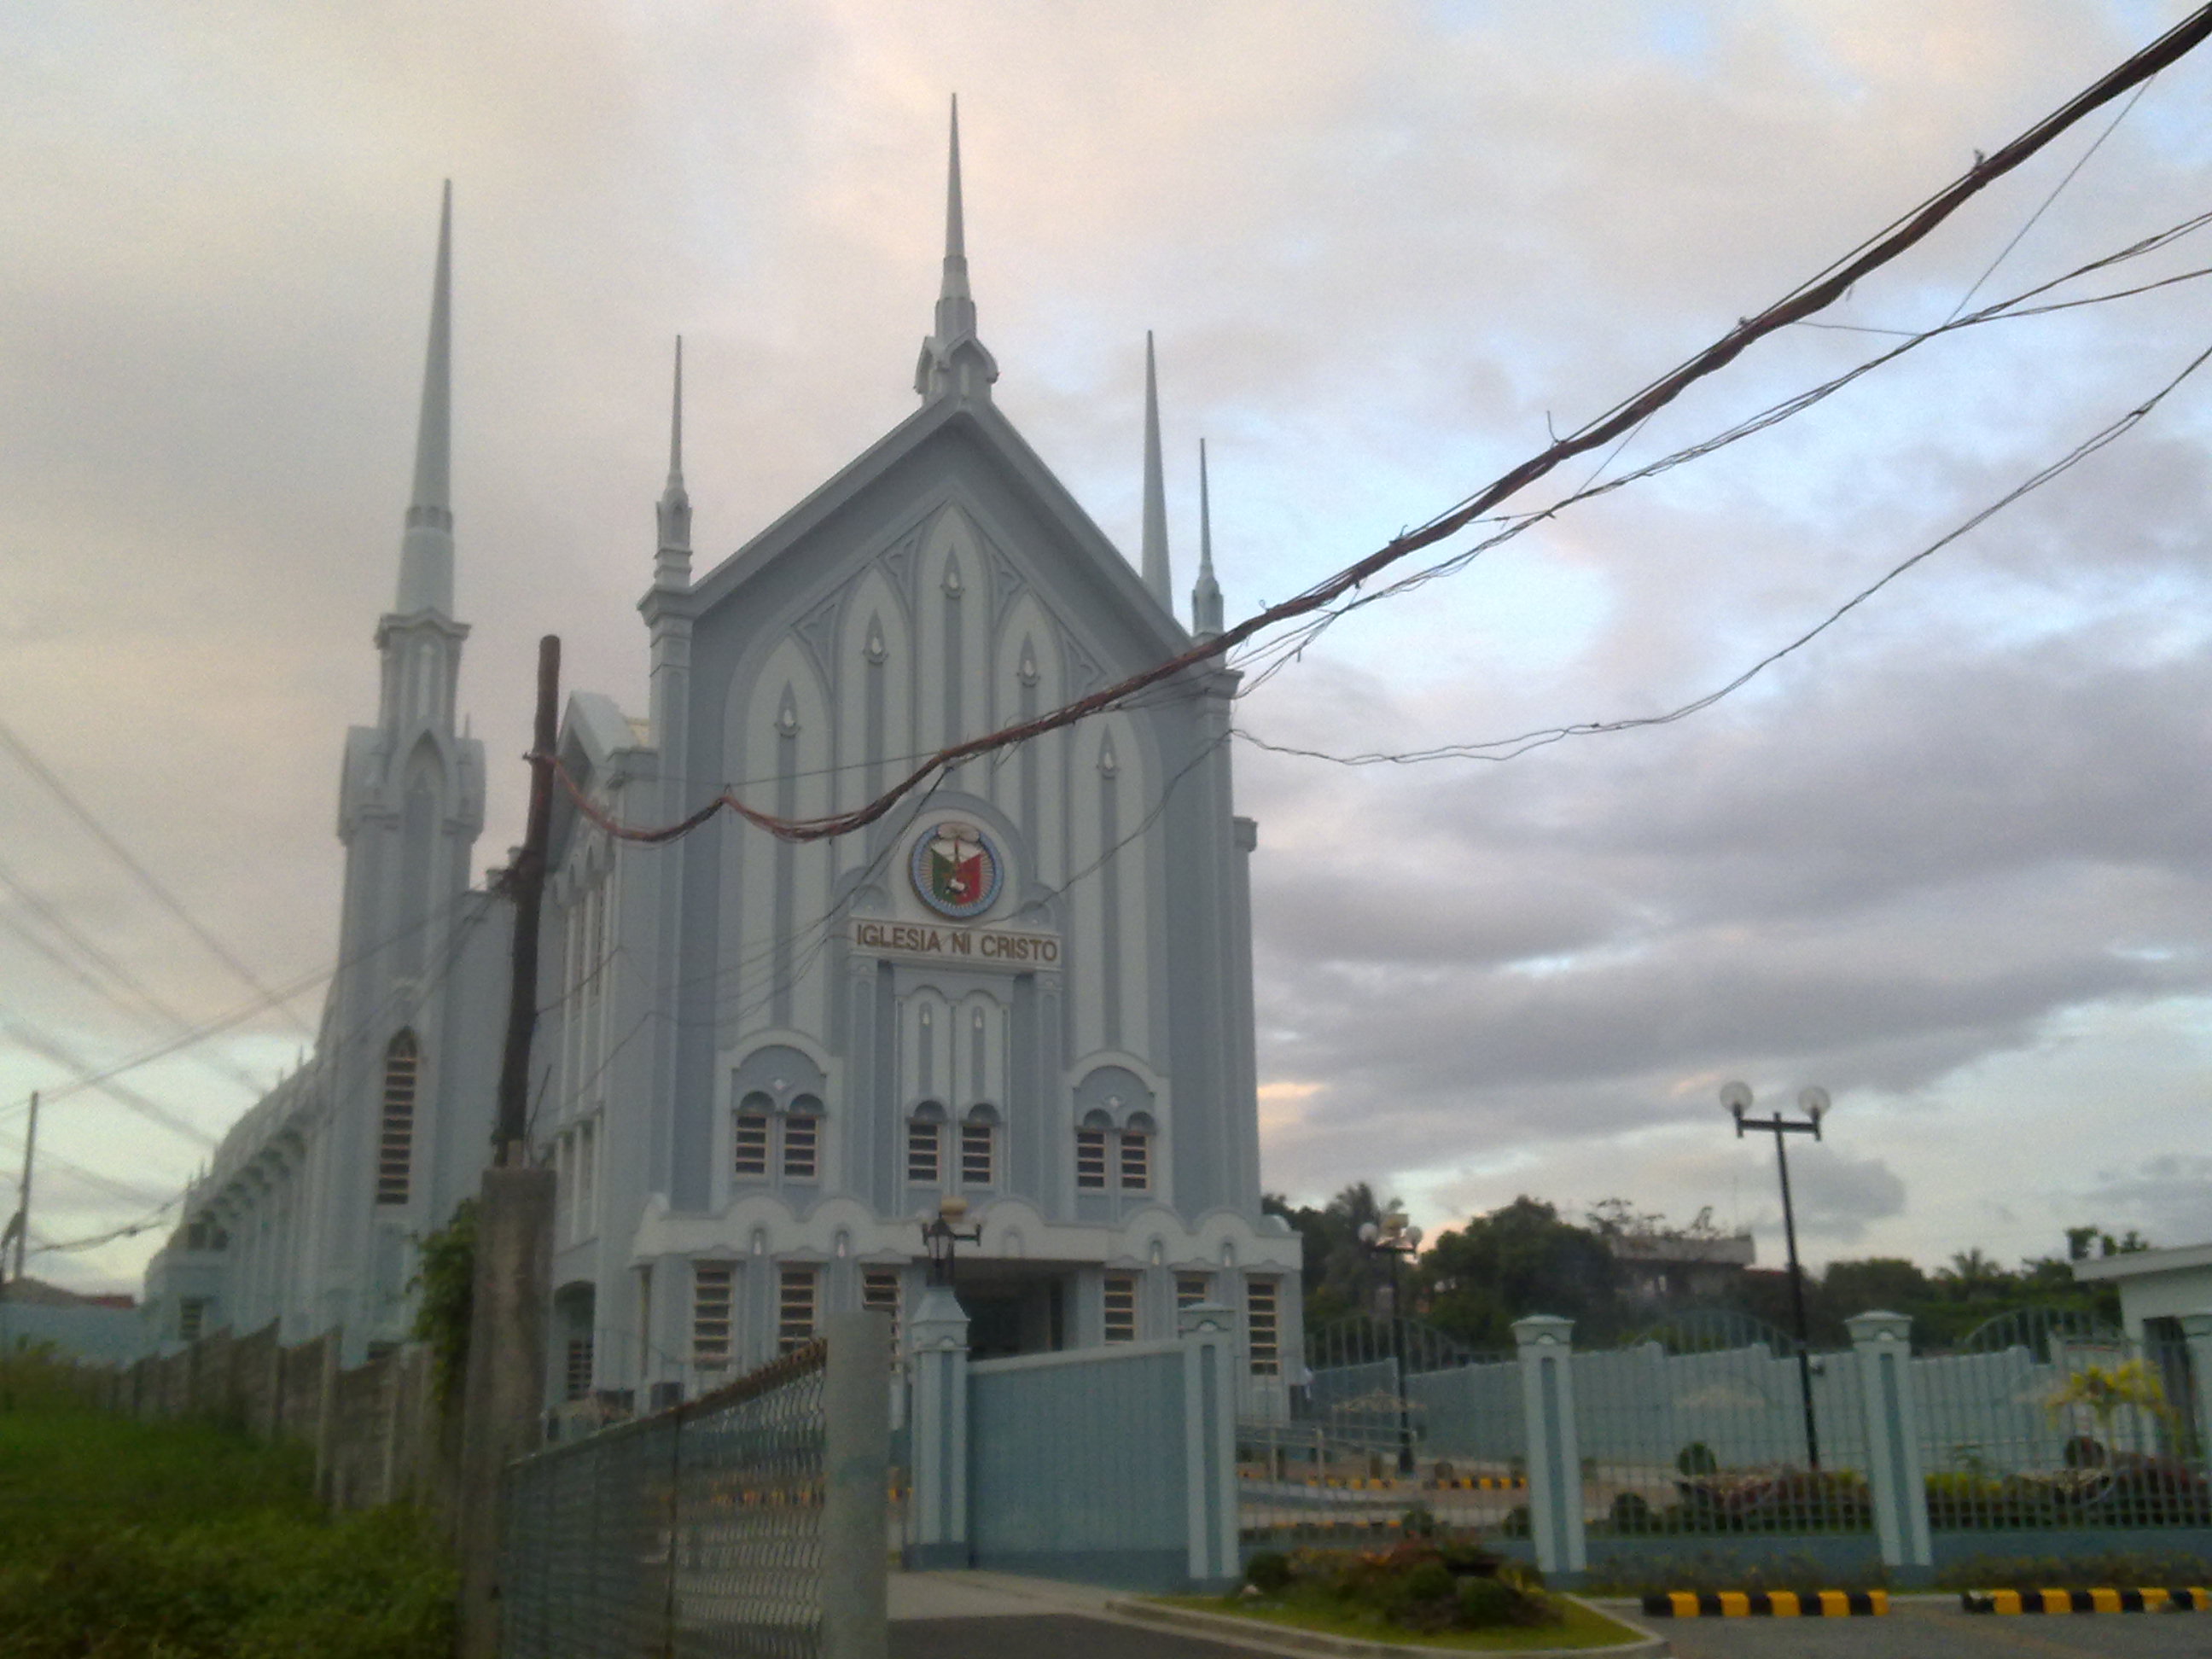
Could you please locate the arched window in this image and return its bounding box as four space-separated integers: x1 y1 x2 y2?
906 1103 946 1185
783 1095 822 1181
732 1091 772 1179
375 1032 418 1205
1119 1111 1154 1193
1074 1110 1111 1191
960 1104 998 1188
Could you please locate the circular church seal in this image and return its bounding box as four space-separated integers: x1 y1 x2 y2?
911 822 1003 919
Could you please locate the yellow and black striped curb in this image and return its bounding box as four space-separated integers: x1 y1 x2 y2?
1642 1590 1887 1618
1962 1587 2209 1615
1238 1473 1528 1491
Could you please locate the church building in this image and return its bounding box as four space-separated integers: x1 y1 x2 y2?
143 109 1303 1413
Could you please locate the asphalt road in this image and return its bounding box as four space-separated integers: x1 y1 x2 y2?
1627 1597 2212 1658
892 1613 1280 1659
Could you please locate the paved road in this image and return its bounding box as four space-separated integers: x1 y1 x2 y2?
1625 1596 2212 1658
889 1572 1272 1659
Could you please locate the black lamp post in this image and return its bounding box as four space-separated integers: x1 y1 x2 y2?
1356 1210 1424 1476
918 1194 981 1289
1724 1081 1830 1472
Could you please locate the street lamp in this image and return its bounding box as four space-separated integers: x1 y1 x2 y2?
918 1193 981 1288
1724 1081 1830 1471
1356 1210 1424 1476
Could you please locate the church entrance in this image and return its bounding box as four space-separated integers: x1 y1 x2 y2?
953 1265 1066 1360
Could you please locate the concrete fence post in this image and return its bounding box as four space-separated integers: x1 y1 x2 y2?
2180 1313 2212 1462
1177 1301 1242 1590
1511 1315 1586 1576
312 1330 341 1505
822 1309 892 1659
902 1283 970 1570
457 1163 556 1659
1846 1310 1932 1571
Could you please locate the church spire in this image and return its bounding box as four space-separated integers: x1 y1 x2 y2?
394 181 455 617
655 335 691 591
1139 332 1172 607
915 96 998 404
1191 438 1224 637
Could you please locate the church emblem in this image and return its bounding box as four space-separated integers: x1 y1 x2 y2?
911 822 1002 919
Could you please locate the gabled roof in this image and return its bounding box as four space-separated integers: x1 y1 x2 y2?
691 390 1190 663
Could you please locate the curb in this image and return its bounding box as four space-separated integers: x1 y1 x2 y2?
1961 1587 2209 1614
1106 1595 1670 1658
1642 1590 1886 1618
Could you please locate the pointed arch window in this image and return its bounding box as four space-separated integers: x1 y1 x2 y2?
376 1032 419 1205
906 1103 946 1185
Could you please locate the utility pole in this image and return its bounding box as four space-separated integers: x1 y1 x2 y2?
0 1092 37 1402
457 637 562 1658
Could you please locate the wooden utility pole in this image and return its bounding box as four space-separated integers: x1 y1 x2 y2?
457 637 561 1657
494 636 562 1161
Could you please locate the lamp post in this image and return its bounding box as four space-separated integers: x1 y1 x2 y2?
1356 1210 1424 1476
1723 1081 1829 1472
918 1194 981 1289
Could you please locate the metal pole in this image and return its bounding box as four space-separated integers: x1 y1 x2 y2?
1773 1127 1821 1471
1388 1249 1413 1476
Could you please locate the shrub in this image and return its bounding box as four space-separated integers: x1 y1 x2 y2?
1245 1551 1293 1593
1676 1441 1720 1476
1610 1490 1656 1532
1936 1549 2212 1593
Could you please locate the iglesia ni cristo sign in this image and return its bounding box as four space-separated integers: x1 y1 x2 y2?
850 918 1060 965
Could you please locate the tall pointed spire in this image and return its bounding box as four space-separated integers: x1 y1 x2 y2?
915 96 998 403
1191 438 1224 637
1139 332 1172 607
655 335 692 591
394 181 455 617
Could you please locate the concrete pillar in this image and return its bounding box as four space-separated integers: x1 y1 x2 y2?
2179 1313 2212 1462
822 1309 892 1659
1177 1301 1241 1590
902 1283 969 1570
1846 1310 1932 1570
1512 1314 1586 1575
457 1165 556 1659
311 1330 341 1504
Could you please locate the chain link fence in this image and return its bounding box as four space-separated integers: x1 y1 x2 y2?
502 1339 831 1659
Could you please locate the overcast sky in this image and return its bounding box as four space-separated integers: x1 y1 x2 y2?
5 1 2210 1295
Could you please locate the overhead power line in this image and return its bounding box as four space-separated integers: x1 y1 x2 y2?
0 722 314 1036
1237 334 2212 766
544 3 2212 852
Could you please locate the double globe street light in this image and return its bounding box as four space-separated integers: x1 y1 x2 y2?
1357 1211 1424 1476
1723 1080 1830 1471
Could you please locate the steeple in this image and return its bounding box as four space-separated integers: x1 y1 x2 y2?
1139 332 1172 607
394 181 454 618
1191 438 1224 637
915 96 998 404
655 336 691 591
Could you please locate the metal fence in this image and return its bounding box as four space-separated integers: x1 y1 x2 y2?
1918 1314 2208 1534
1576 1314 1873 1540
502 1339 832 1659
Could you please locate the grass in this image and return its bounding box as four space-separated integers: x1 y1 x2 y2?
1155 1591 1652 1650
0 1358 456 1658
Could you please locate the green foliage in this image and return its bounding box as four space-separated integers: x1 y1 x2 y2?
409 1196 476 1406
0 1381 455 1657
1675 1441 1719 1476
1254 1539 1559 1633
1245 1550 1295 1592
1416 1197 1625 1348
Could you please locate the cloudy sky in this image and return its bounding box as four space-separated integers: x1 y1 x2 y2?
5 1 2210 1294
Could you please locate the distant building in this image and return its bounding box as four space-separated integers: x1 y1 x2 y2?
1606 1230 1755 1304
2072 1240 2212 1343
0 1277 144 1365
140 109 1300 1407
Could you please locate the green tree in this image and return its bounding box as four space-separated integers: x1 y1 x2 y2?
1414 1196 1622 1348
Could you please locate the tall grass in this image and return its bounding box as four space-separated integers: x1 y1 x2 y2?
0 1357 455 1657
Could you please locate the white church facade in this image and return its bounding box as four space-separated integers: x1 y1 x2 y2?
143 114 1302 1412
